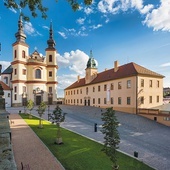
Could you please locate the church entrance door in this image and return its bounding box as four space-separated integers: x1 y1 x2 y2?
36 96 41 105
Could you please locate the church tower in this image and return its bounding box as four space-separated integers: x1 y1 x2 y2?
85 50 98 84
11 14 29 106
45 22 58 104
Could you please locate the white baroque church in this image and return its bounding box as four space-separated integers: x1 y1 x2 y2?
0 15 58 107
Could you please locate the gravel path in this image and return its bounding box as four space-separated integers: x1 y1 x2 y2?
9 114 65 170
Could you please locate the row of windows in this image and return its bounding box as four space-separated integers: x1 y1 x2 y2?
14 49 53 63
14 86 53 94
65 97 132 105
66 80 131 95
14 68 53 79
65 95 160 105
141 79 160 88
66 79 160 96
14 50 26 58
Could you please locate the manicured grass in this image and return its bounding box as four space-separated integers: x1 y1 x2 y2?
20 114 154 170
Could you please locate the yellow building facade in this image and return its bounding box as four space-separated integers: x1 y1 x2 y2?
64 52 164 114
7 15 58 106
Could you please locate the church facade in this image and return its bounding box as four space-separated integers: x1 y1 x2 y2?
1 15 58 106
64 51 164 114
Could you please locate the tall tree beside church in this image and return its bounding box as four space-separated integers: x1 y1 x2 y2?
101 108 120 170
4 0 92 21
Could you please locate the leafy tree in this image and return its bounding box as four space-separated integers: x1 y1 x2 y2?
37 101 46 128
4 0 92 21
101 108 120 170
50 105 66 144
26 99 34 118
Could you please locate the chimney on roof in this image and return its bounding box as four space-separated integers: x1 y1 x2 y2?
105 68 107 71
77 75 80 82
114 61 119 72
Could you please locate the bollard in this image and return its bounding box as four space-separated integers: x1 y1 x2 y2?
94 123 97 132
134 151 138 158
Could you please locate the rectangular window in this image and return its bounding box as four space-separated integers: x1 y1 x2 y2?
8 93 10 97
111 83 114 90
104 84 107 91
14 50 17 58
49 87 52 92
111 97 114 104
22 69 26 75
127 97 131 105
157 81 160 88
49 71 52 77
93 98 95 104
149 80 152 87
74 90 75 95
68 91 70 95
77 99 79 104
149 96 152 103
14 94 17 100
118 97 121 105
14 69 17 75
141 96 144 104
104 98 106 104
98 98 100 104
80 99 82 104
86 87 88 95
118 82 122 89
93 87 95 92
22 50 25 58
141 79 144 87
98 85 100 92
14 86 17 93
80 89 82 94
77 89 79 94
157 96 159 103
127 80 131 88
23 86 26 93
74 99 75 104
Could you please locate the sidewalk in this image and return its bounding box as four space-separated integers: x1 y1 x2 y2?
10 114 64 170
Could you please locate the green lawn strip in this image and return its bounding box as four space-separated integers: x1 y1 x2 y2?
20 114 154 170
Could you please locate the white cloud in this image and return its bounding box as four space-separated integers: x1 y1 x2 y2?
58 31 67 39
42 26 49 30
24 22 42 36
9 7 17 13
57 49 89 74
143 0 170 31
97 0 153 15
57 49 93 97
90 24 103 30
160 63 170 67
76 17 86 25
84 7 94 15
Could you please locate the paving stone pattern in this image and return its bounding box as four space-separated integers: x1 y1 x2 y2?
7 105 170 170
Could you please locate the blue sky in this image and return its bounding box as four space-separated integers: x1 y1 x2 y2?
0 0 170 97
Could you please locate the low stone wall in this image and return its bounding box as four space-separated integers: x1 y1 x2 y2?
0 111 17 170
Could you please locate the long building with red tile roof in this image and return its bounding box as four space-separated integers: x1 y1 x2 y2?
64 56 164 114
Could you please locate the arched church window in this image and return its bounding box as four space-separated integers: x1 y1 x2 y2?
22 50 25 58
49 55 52 62
14 50 17 58
35 69 41 79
